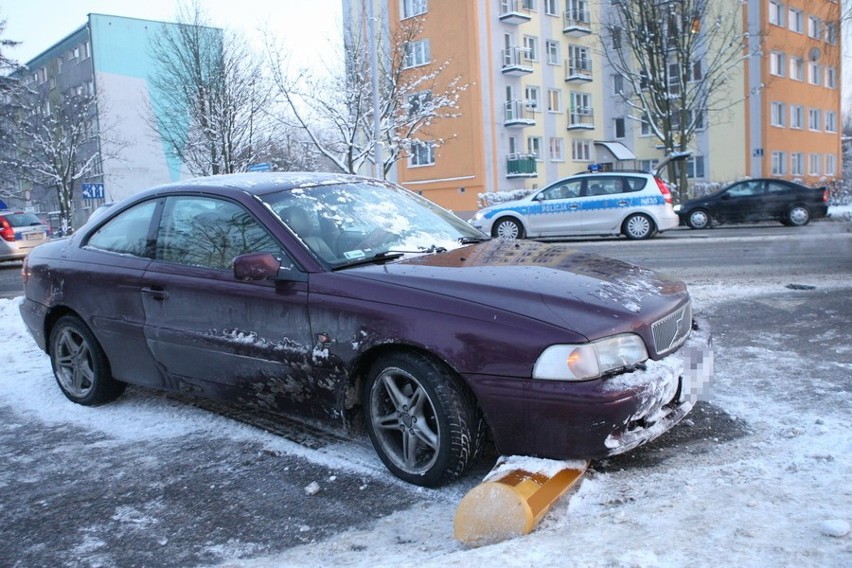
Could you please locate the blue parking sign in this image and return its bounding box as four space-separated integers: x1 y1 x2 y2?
82 183 105 199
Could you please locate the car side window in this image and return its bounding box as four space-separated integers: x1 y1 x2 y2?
728 181 762 197
86 200 158 258
766 182 787 194
156 196 291 271
585 177 623 197
538 181 581 200
623 177 648 192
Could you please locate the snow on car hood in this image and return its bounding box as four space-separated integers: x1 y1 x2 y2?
348 239 689 340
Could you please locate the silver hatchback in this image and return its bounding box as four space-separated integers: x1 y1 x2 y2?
0 211 50 262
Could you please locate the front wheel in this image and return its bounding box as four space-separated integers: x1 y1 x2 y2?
363 352 482 487
785 206 811 227
49 315 125 406
622 214 656 240
491 217 524 239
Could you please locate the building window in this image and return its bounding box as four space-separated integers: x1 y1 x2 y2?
790 105 803 129
790 153 803 176
809 108 821 130
686 156 705 179
809 153 821 175
612 74 624 95
771 151 786 175
611 27 621 50
547 89 562 112
544 0 558 16
525 85 541 111
527 136 543 160
572 139 592 161
408 140 435 166
73 46 80 58
770 51 785 76
82 41 91 59
549 137 564 161
523 0 537 10
788 8 803 33
401 0 428 19
825 22 838 44
826 67 837 88
640 114 651 136
403 39 430 68
769 1 784 26
523 36 539 61
770 102 785 127
825 111 837 133
614 117 625 138
790 56 804 81
545 40 560 65
825 154 836 176
808 16 821 39
808 61 821 84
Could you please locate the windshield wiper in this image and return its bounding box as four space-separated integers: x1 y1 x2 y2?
459 236 490 244
332 251 405 270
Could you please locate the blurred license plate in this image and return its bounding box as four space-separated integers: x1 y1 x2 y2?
24 232 45 241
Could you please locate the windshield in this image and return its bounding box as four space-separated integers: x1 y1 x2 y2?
258 181 487 268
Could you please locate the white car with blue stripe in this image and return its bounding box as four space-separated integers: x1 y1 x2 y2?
470 171 680 241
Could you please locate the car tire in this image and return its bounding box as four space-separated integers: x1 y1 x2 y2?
49 315 125 406
686 209 712 230
785 206 811 227
363 352 482 487
492 217 524 239
622 214 656 240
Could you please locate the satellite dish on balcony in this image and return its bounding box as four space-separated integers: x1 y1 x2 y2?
809 47 821 61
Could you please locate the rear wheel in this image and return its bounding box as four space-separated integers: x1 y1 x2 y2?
622 214 656 240
49 315 125 406
492 217 524 239
785 206 811 226
686 209 711 230
363 352 482 487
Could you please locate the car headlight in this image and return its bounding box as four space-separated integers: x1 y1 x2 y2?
673 204 682 212
532 334 649 381
469 211 484 223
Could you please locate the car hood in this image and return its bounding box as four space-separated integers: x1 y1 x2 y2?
346 239 689 340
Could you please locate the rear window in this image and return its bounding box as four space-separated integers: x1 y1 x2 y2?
1 212 44 227
623 177 648 192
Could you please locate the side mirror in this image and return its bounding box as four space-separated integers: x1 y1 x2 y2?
234 253 282 281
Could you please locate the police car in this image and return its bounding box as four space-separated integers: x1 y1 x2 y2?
470 157 686 240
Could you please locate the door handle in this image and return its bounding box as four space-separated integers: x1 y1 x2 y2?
141 286 169 301
617 200 629 206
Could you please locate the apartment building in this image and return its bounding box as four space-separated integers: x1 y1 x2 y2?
13 14 190 225
344 0 842 215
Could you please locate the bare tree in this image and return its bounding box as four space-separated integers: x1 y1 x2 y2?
147 1 275 177
267 16 466 178
5 89 124 230
600 0 752 200
0 16 22 198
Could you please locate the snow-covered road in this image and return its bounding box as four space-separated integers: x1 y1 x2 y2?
1 278 850 567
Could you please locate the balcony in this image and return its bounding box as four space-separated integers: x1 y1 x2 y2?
563 9 592 36
567 107 595 130
501 46 534 75
565 58 593 82
504 99 536 127
499 0 532 25
506 154 538 178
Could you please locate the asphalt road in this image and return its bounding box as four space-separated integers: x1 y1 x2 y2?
1 219 850 567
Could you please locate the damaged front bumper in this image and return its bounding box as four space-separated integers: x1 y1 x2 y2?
467 319 714 460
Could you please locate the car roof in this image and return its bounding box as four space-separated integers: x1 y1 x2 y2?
148 172 379 197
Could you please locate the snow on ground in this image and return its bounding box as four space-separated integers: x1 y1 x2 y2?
1 275 850 567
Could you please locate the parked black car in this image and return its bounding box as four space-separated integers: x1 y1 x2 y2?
675 179 829 229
